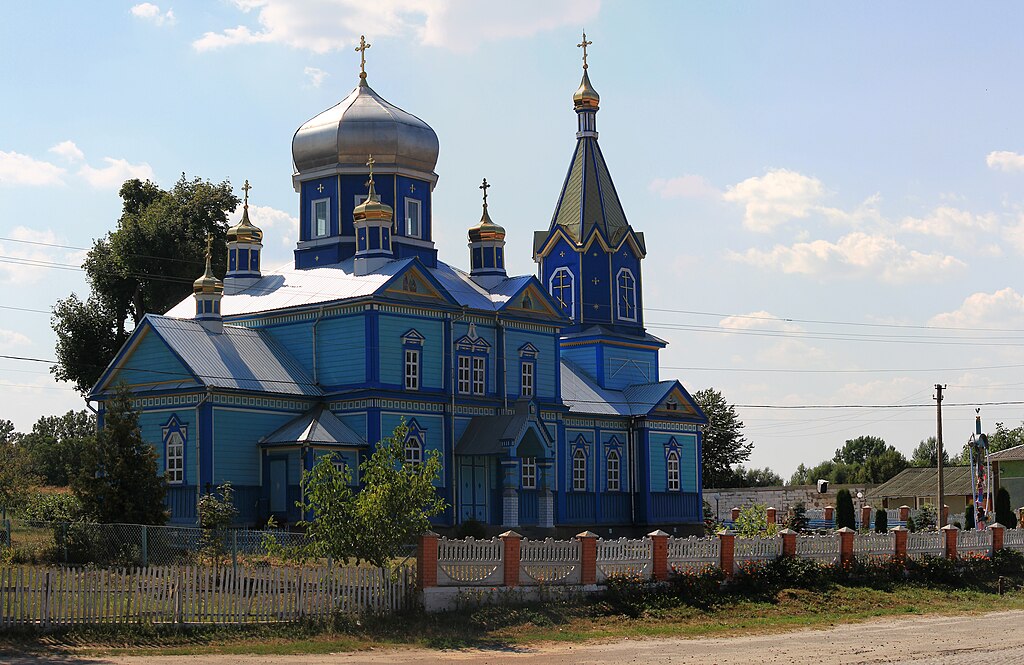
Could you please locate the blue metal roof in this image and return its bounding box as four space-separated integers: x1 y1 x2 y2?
261 405 365 446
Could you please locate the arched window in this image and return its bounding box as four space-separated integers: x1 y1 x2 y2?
617 268 636 321
572 449 587 491
404 436 422 467
549 268 575 319
666 450 680 491
607 449 620 492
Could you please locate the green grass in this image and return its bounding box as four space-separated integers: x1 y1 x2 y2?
3 583 1024 658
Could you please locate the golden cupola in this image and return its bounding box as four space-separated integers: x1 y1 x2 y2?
225 180 264 286
193 234 225 332
353 154 395 276
468 178 506 287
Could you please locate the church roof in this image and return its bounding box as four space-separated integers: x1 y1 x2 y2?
261 404 365 446
93 314 321 398
549 135 631 247
560 359 706 421
456 401 554 456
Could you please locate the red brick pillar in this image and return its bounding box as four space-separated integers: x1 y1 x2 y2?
780 528 797 557
824 505 835 523
861 505 872 530
837 527 855 566
899 505 910 523
942 524 958 560
991 523 1005 553
892 525 908 564
649 530 669 581
731 507 740 521
718 530 736 578
500 530 522 587
417 531 439 589
577 531 599 585
766 506 777 525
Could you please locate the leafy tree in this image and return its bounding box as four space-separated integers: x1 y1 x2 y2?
0 420 38 513
733 503 778 538
874 508 888 533
996 487 1018 529
299 421 447 568
859 447 908 484
834 435 888 465
721 466 784 488
694 388 752 488
911 436 949 468
71 385 166 525
19 410 95 486
52 175 239 393
791 436 907 485
198 482 238 563
835 489 856 530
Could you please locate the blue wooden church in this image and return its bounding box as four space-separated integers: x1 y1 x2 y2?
89 39 708 534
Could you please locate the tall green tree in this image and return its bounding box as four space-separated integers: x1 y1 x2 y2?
71 385 166 525
694 388 752 488
911 436 949 467
19 410 95 486
835 488 856 530
298 421 447 568
833 435 888 465
52 175 239 393
792 435 907 485
721 466 784 488
0 420 38 512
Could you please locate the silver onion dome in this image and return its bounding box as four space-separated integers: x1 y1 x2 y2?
292 81 439 175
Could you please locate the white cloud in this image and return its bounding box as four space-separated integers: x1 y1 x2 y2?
986 150 1024 172
0 227 74 285
193 0 597 54
648 175 720 200
719 310 802 333
900 206 1002 256
304 66 328 88
0 150 65 186
718 311 829 369
928 288 1024 329
228 203 297 267
0 329 32 351
730 231 967 283
131 3 176 26
48 140 85 163
78 158 155 189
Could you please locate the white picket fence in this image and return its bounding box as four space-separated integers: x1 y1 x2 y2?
795 535 838 562
436 536 503 586
853 532 894 557
596 538 651 582
907 532 944 558
958 529 992 556
519 539 580 585
1004 529 1024 551
734 536 782 568
0 564 413 628
667 537 720 573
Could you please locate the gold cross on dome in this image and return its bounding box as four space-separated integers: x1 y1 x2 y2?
355 35 371 79
242 179 251 207
577 31 592 69
205 232 213 259
366 154 376 183
479 178 490 206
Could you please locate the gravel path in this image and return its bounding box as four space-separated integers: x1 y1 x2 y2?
6 610 1019 665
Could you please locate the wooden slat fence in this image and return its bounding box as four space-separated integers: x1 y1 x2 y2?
0 564 413 629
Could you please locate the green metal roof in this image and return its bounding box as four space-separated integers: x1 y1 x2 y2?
866 466 974 500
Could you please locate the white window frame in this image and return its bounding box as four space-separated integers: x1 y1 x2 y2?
667 450 680 491
354 194 369 207
472 356 486 395
607 449 620 492
457 355 471 395
312 198 330 238
549 267 575 319
166 431 184 484
405 198 422 238
404 348 420 391
572 449 587 491
404 437 422 467
520 360 534 397
522 457 537 490
616 268 637 322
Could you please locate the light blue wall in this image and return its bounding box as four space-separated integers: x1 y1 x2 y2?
561 345 598 383
381 411 445 486
138 408 197 485
504 329 557 399
313 447 360 484
337 411 367 441
565 428 594 491
601 430 629 492
603 346 659 390
648 431 698 493
212 407 295 485
318 315 365 386
454 321 497 393
264 321 313 372
113 331 194 388
378 314 443 389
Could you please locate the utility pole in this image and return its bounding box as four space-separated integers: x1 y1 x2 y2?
935 384 946 527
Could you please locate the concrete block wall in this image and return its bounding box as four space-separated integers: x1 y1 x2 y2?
704 484 873 522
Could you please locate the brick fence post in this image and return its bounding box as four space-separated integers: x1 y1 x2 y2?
417 531 439 589
942 524 958 560
861 505 872 530
899 505 910 523
824 505 834 523
718 530 736 578
779 528 796 557
766 506 777 526
649 530 669 581
731 507 740 522
577 531 599 585
500 530 522 587
991 522 1005 554
891 525 908 564
837 527 855 566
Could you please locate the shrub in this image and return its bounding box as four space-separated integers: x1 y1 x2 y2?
916 505 937 531
874 508 888 533
996 487 1018 529
786 502 809 533
456 519 487 540
734 503 779 538
835 489 856 530
667 565 726 607
16 490 84 522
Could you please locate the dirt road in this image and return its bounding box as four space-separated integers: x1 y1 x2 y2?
7 610 1019 664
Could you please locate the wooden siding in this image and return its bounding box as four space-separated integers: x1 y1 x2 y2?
317 315 365 386
113 331 195 388
212 407 294 485
602 346 658 390
378 314 443 389
138 409 196 485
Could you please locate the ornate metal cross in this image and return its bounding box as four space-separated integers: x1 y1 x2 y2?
355 35 371 78
479 178 490 206
205 232 213 259
242 179 251 206
577 31 592 69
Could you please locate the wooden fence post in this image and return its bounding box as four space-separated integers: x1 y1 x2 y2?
577 531 599 585
499 530 522 588
648 530 669 581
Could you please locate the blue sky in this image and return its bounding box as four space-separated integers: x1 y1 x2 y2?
4 1 1024 478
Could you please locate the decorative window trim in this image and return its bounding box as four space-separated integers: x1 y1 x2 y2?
572 448 587 491
161 416 186 485
616 268 637 322
404 198 422 238
404 349 420 391
522 457 537 490
520 360 535 397
666 449 680 492
457 355 471 395
312 198 330 239
404 434 422 467
549 267 575 319
606 448 621 492
472 356 486 395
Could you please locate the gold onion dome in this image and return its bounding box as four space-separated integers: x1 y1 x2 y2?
573 70 600 110
468 203 505 242
354 159 393 223
193 239 224 295
226 180 263 243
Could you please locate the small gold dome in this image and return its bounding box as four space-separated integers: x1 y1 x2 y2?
354 175 394 223
226 206 263 244
468 204 505 243
193 250 223 295
573 70 600 110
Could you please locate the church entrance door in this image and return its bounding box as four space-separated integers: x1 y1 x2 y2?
269 459 287 514
458 455 490 523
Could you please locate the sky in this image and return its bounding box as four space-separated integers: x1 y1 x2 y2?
3 2 1024 479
